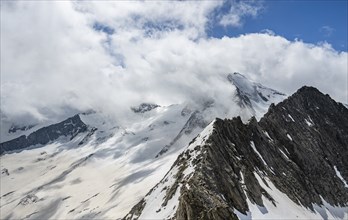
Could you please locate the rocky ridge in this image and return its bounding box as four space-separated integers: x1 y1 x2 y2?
0 115 87 155
125 86 348 220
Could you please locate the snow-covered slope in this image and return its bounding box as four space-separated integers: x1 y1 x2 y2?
0 74 287 219
0 104 193 219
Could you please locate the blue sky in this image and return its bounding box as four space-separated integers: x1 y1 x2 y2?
210 0 348 51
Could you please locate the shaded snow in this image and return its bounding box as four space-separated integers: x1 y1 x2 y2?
305 116 314 126
250 141 268 167
287 134 293 141
263 131 273 142
334 166 348 188
288 114 295 122
279 149 289 160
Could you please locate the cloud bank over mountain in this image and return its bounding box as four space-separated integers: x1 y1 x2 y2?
1 1 347 123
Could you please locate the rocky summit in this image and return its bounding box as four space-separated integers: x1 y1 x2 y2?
125 86 348 220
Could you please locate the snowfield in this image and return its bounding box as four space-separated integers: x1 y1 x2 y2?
1 104 195 219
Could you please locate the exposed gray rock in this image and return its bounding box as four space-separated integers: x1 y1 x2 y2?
1 168 9 176
131 103 160 113
18 194 39 206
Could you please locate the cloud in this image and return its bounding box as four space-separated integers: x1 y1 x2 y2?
1 1 347 124
320 25 335 37
219 0 263 27
260 29 275 36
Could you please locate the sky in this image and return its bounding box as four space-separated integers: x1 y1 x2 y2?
210 0 348 51
0 0 347 124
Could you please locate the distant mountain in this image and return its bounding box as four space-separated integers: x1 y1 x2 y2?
0 73 285 157
125 86 348 220
0 73 287 219
156 73 286 157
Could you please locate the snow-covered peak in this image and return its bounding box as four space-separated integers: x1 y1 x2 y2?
228 72 257 98
227 72 286 119
228 72 285 103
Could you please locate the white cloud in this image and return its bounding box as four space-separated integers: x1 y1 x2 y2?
1 1 347 124
219 0 263 27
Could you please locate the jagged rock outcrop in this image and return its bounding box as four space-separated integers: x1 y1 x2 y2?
125 86 348 220
0 114 87 155
131 103 160 113
8 124 36 133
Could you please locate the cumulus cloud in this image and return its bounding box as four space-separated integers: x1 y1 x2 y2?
1 1 347 124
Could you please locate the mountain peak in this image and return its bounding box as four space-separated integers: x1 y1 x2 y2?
292 85 326 100
297 85 321 93
226 72 286 119
227 72 253 93
264 84 346 121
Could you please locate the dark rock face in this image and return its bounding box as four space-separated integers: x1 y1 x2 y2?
125 86 348 220
131 103 160 113
257 86 348 207
0 115 87 155
1 168 10 176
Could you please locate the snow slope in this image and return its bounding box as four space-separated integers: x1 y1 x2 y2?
1 104 193 219
236 172 348 220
